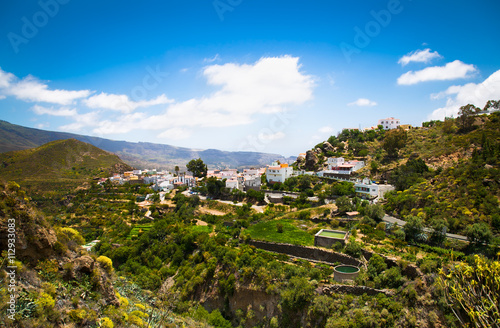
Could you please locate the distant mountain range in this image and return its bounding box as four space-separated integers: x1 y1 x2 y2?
0 120 293 169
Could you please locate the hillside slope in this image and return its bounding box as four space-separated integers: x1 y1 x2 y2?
0 120 292 169
298 109 500 236
0 139 133 195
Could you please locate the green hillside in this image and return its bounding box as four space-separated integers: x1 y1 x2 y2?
0 138 133 195
299 106 500 236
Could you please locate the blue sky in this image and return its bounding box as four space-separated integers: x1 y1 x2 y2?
0 0 499 157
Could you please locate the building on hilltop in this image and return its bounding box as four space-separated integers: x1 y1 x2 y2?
378 117 400 130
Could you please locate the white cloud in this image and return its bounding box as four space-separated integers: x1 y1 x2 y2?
92 56 315 135
397 60 477 85
398 48 442 66
318 126 334 134
32 105 78 117
0 68 14 88
59 111 101 132
0 68 91 105
348 98 377 107
157 127 191 140
428 69 500 120
8 76 91 105
84 92 173 113
36 123 49 129
0 95 5 100
258 131 285 142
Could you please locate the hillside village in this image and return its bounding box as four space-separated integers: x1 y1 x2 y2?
1 105 500 328
101 116 406 204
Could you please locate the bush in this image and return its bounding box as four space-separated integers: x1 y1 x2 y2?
97 256 114 274
344 238 363 258
100 317 114 328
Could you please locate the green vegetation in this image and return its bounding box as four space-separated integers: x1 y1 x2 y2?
246 219 315 245
128 224 154 240
2 103 500 328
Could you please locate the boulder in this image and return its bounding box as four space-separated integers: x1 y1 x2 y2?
323 141 335 153
305 150 319 171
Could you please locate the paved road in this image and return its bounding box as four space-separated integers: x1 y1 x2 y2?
382 214 468 242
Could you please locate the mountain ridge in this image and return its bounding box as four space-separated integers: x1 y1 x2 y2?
0 120 293 169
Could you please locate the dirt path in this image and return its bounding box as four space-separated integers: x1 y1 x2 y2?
198 207 226 216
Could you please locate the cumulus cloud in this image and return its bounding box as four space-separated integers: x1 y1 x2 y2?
0 68 92 105
93 56 315 134
9 76 91 105
348 98 377 107
32 105 78 117
84 92 173 113
398 48 442 66
397 60 477 85
428 69 500 120
0 68 14 88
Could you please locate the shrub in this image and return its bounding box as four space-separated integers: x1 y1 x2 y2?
69 309 87 323
100 317 114 328
97 255 114 274
35 292 55 314
344 238 363 258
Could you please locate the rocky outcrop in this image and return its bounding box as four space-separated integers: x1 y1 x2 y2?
0 190 58 263
323 141 335 153
305 150 319 171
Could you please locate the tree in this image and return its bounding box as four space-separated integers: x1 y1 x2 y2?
457 104 478 132
483 99 500 112
403 215 424 243
367 254 387 278
335 196 353 214
465 222 492 246
365 204 385 222
174 165 180 176
382 128 407 158
429 219 447 245
204 177 225 198
186 158 207 178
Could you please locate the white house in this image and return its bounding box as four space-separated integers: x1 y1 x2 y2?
243 176 261 190
354 178 395 202
378 117 400 130
225 177 240 190
266 162 293 184
326 157 365 174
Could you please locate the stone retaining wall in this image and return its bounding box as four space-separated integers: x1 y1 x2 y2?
321 284 394 297
247 240 362 267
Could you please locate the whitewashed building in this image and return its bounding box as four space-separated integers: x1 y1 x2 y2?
378 117 400 130
225 177 240 190
266 162 293 184
354 178 395 202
